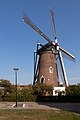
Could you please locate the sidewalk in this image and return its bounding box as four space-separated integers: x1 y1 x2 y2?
0 102 80 113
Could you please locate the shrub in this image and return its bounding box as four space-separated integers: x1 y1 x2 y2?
66 85 80 96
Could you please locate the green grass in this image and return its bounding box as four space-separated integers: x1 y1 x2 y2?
0 109 79 120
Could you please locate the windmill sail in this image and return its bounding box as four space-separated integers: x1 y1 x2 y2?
50 8 57 39
23 16 52 44
59 47 75 62
49 7 72 86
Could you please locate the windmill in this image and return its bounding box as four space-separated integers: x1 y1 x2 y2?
22 5 75 87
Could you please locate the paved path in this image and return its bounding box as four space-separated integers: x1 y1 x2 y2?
0 102 80 113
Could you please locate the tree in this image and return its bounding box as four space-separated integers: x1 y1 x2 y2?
32 83 53 96
66 85 80 96
17 88 36 102
0 79 12 95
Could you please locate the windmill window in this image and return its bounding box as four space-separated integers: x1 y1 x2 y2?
40 76 45 84
49 66 54 73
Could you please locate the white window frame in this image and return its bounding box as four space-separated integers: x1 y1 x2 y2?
40 75 45 84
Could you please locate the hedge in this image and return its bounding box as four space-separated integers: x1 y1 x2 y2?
36 96 80 103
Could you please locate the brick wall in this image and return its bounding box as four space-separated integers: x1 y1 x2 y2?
38 51 59 87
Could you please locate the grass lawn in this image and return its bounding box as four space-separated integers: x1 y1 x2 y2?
0 109 79 120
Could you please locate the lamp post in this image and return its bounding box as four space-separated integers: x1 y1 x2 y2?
13 68 19 107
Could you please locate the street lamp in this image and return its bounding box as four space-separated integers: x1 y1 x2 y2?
13 68 19 107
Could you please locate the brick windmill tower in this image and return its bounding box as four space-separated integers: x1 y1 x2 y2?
22 5 75 87
34 42 59 87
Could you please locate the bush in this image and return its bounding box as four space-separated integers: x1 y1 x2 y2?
2 84 53 102
66 85 80 96
32 83 53 96
17 88 36 102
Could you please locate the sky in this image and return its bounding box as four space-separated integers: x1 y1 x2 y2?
0 0 80 85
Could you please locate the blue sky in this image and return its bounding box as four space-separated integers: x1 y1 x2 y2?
0 0 80 85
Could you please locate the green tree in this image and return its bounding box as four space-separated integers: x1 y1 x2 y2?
32 83 53 96
0 79 13 95
17 88 36 102
0 79 11 87
66 85 80 96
